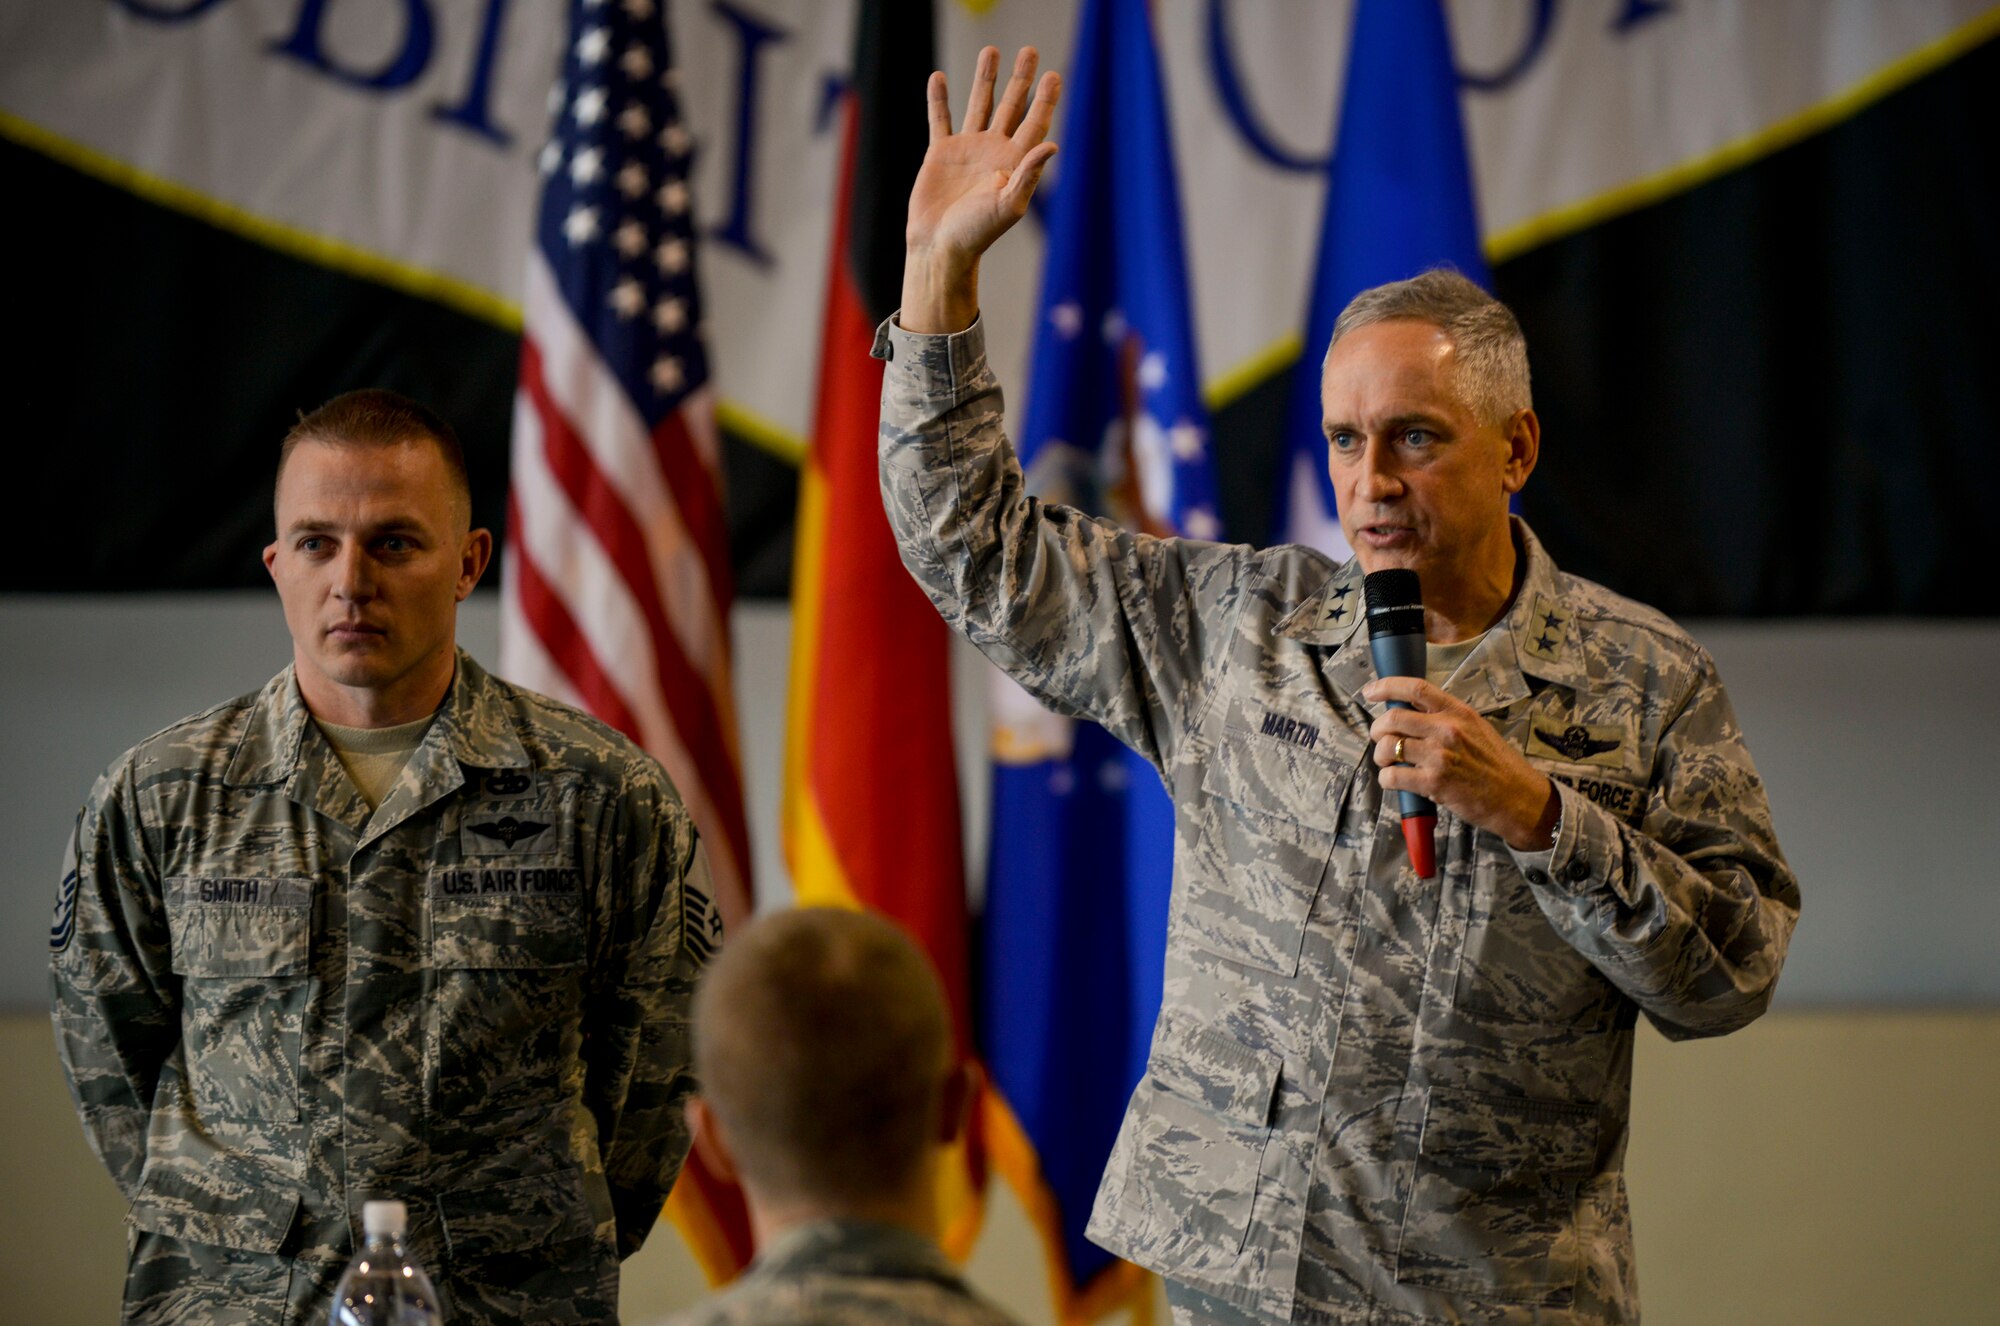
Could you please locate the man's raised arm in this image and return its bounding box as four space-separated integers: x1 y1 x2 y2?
876 45 1244 779
899 46 1059 334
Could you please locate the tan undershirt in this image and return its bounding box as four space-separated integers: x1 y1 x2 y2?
314 714 434 811
1426 634 1484 690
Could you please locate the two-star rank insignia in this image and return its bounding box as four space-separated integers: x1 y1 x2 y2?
467 816 552 849
1520 593 1572 663
1320 579 1359 626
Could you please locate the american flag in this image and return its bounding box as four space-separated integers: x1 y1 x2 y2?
501 0 753 933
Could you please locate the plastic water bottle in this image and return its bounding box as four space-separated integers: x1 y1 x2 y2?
330 1199 443 1325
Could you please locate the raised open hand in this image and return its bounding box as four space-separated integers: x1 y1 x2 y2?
901 46 1060 333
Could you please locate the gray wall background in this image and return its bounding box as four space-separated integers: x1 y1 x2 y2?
3 592 1996 1011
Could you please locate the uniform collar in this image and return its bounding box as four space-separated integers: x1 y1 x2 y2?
224 650 532 837
1273 564 1366 648
1500 519 1587 693
225 649 529 786
432 651 534 773
224 665 315 789
749 1218 966 1290
1271 518 1584 713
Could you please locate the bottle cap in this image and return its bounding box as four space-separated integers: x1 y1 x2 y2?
361 1199 407 1239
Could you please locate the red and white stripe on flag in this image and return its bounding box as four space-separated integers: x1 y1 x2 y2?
500 0 752 932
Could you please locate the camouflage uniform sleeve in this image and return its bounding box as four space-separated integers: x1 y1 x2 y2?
584 759 711 1258
876 314 1246 775
48 759 180 1198
1512 649 1799 1038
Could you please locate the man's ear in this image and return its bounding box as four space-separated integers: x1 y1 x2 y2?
1501 407 1541 495
457 527 494 601
936 1060 982 1146
687 1096 738 1184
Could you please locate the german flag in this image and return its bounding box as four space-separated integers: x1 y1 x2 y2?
781 0 985 1259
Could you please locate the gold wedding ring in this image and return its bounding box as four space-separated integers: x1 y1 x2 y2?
1393 736 1407 764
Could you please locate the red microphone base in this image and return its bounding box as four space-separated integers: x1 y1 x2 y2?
1401 814 1437 879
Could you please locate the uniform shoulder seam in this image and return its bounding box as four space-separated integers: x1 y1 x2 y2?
497 677 675 786
117 691 261 769
1556 572 1704 660
1262 539 1341 577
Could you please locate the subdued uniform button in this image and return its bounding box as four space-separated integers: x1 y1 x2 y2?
1526 869 1549 887
1565 857 1591 884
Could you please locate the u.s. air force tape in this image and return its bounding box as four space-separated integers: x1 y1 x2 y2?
430 866 582 897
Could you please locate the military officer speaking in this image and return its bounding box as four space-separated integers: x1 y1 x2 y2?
50 390 716 1324
880 48 1800 1325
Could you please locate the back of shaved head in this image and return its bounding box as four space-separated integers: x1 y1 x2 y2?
693 907 953 1207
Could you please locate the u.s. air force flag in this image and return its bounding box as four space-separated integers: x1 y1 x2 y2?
1273 0 1488 559
977 0 1219 1318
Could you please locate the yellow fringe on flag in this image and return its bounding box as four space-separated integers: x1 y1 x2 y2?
984 1091 1157 1325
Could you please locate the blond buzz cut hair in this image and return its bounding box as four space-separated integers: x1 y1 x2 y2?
276 388 473 530
692 907 954 1207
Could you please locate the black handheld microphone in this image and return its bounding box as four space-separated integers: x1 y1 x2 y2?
1363 569 1437 878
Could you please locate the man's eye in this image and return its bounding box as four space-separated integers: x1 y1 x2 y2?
299 537 326 553
1402 429 1435 447
1329 431 1358 451
379 536 413 553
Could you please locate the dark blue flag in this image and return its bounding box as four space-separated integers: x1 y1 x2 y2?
978 0 1220 1315
1275 0 1488 555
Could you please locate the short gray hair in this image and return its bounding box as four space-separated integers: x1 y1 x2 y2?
1324 268 1531 423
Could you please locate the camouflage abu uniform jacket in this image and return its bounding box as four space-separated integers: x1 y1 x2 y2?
659 1219 1023 1326
875 318 1799 1325
50 650 716 1325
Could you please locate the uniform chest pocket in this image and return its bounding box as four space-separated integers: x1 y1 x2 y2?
164 878 312 1123
1179 729 1352 977
457 800 568 859
430 893 586 1118
431 894 586 971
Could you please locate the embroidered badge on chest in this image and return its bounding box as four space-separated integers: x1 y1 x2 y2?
462 814 556 855
1528 720 1627 768
483 768 534 799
